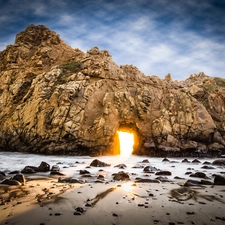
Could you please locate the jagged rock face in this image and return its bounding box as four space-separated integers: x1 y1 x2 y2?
0 24 225 156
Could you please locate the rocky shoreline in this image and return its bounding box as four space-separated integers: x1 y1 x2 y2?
1 24 225 156
1 154 225 224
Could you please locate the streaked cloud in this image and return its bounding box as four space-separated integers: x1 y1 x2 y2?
0 0 224 80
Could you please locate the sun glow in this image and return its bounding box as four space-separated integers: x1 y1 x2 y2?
117 131 134 157
122 182 133 192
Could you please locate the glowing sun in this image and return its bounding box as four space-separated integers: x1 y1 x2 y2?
117 131 134 157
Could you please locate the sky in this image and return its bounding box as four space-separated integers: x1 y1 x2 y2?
0 0 224 81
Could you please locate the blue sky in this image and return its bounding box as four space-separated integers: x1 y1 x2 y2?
0 0 224 80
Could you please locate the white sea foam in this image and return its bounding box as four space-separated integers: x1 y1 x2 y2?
0 152 223 183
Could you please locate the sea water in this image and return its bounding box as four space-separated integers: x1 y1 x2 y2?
0 151 223 183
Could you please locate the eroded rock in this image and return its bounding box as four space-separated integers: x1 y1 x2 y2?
0 25 225 156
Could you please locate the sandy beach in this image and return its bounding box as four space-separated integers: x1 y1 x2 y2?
0 154 225 225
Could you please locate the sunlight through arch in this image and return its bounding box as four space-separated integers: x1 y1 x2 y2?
117 131 134 157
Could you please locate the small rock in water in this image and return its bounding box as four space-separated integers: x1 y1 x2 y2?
201 165 215 169
214 175 225 185
51 165 60 172
182 159 190 163
162 158 170 162
112 171 130 181
135 178 160 183
21 166 37 174
212 159 225 166
79 170 90 175
192 159 201 163
38 161 50 172
141 159 150 163
90 159 111 167
8 170 20 174
114 164 127 169
189 172 209 179
143 166 160 172
97 175 104 180
155 171 172 176
0 171 6 176
203 161 211 165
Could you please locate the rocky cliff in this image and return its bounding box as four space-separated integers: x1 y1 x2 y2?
0 24 225 156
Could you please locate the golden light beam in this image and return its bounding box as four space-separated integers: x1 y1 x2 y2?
117 131 134 157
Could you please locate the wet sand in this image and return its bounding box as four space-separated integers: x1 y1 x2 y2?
1 179 225 225
1 154 225 225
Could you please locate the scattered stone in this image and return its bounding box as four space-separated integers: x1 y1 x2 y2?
51 165 60 172
186 212 195 215
200 180 213 185
192 159 201 163
85 203 92 207
212 159 225 166
162 158 170 162
143 166 159 173
174 176 185 180
97 175 104 180
135 178 160 183
21 166 37 174
1 179 21 186
155 171 172 176
156 177 171 182
90 159 111 167
12 174 26 185
54 213 61 216
50 171 65 176
0 171 6 176
141 159 150 163
182 159 190 163
75 207 85 214
185 172 192 175
114 164 127 169
138 204 145 207
38 161 50 172
112 171 130 181
201 165 215 169
203 161 211 165
189 172 209 179
58 177 83 184
8 170 20 174
215 216 225 221
79 170 90 175
0 174 5 180
112 213 118 217
184 179 202 186
214 175 225 185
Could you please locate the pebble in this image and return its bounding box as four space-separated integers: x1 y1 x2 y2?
186 212 195 215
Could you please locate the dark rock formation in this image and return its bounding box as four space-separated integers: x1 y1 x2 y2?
90 159 111 167
112 171 130 181
0 24 225 156
212 159 225 166
214 175 225 185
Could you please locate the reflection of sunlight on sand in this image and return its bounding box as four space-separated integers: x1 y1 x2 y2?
118 131 134 157
122 182 133 192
